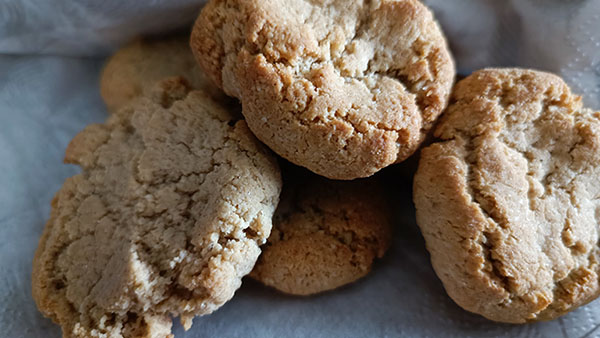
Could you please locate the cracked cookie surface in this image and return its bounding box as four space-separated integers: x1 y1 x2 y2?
101 35 226 112
32 78 282 337
250 168 392 295
190 0 455 179
413 68 600 323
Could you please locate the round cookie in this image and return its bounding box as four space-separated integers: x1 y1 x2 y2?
250 171 392 295
413 68 600 323
190 0 455 180
32 77 282 337
100 35 226 112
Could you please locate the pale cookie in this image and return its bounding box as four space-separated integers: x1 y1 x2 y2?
250 169 392 295
190 0 455 180
32 77 282 337
413 68 600 323
100 35 226 112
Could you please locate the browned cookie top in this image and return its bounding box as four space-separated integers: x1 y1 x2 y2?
32 78 282 337
414 68 600 323
251 171 392 295
191 0 455 180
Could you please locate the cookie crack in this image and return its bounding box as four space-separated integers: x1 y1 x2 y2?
460 136 514 299
369 35 440 120
480 231 512 294
337 0 372 65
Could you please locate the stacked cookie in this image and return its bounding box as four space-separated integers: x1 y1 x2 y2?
191 0 454 180
31 0 600 337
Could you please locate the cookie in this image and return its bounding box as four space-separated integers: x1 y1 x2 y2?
190 0 455 180
32 77 282 337
250 169 392 295
413 68 600 323
100 35 226 112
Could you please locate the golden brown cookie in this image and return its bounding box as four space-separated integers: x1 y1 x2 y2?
250 170 392 295
32 77 282 337
100 35 225 112
413 68 600 323
190 0 455 180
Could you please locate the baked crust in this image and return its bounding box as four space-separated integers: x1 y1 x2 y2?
251 171 392 295
191 0 455 179
414 68 600 323
32 78 282 337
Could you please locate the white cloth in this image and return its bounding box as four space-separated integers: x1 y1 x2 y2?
0 0 206 56
1 1 599 337
424 0 600 109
